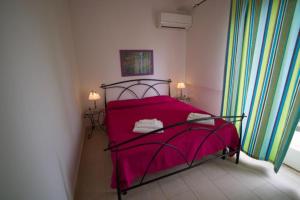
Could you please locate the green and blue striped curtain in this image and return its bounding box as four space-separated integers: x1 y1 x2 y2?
221 0 300 172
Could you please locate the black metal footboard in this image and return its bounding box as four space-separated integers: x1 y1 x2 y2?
104 114 246 200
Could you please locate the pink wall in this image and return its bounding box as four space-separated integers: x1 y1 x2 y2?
185 0 231 115
70 0 187 110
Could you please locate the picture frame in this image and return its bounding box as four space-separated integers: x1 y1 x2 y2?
120 50 154 76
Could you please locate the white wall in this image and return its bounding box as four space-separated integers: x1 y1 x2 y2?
0 0 82 199
70 0 187 109
284 131 300 171
185 0 231 115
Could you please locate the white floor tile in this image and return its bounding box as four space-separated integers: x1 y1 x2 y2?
228 165 267 190
200 161 228 181
158 174 190 199
75 130 300 200
169 191 198 200
124 182 166 200
181 167 228 200
229 190 260 200
252 182 291 200
266 175 300 200
213 174 251 200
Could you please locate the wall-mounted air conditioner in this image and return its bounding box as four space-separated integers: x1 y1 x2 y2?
159 12 192 29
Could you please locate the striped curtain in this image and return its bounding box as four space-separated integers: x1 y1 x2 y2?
221 0 300 172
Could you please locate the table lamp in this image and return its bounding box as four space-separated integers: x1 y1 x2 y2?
177 82 186 99
88 91 100 109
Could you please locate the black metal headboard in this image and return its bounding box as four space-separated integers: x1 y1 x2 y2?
100 79 172 108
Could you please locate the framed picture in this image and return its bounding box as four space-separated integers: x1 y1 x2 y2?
120 50 154 76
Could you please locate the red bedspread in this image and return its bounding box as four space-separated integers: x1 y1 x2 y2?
106 96 239 189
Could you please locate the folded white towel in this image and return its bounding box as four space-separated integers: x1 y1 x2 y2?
135 119 163 129
133 127 163 133
187 113 215 125
133 119 164 133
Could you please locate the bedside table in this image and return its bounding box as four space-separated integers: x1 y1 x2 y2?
176 96 191 104
84 108 105 139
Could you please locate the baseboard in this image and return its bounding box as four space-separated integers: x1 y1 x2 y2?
71 119 87 199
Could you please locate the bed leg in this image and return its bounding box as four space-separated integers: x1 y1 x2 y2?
236 132 241 164
117 187 122 200
236 114 244 164
116 151 122 200
222 148 227 160
236 146 240 164
117 186 122 200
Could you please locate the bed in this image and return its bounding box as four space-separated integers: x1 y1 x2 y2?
101 79 245 200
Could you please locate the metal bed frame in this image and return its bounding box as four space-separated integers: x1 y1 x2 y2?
100 79 245 200
101 78 171 109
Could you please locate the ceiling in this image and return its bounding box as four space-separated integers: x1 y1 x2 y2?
172 0 205 14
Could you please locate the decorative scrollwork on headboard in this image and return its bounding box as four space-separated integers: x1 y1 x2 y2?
100 79 172 109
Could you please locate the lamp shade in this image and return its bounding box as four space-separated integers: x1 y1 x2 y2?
177 82 186 89
88 91 100 101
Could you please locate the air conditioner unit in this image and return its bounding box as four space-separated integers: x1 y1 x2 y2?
159 12 192 29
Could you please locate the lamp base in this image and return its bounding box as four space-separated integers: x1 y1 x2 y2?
180 89 183 98
94 100 97 110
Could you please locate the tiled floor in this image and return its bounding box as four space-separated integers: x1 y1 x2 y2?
75 129 300 200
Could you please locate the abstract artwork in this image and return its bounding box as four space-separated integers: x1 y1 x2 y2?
120 50 153 76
